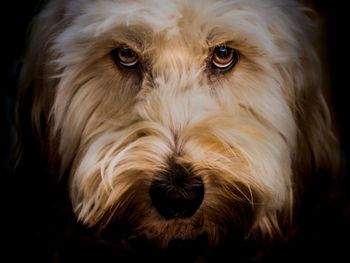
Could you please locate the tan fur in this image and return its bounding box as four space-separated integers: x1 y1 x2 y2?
17 0 339 250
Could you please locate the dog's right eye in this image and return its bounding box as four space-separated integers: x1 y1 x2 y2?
211 46 239 73
111 47 140 69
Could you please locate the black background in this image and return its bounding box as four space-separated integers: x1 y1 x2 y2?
1 0 349 262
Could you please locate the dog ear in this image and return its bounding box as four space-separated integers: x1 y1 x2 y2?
14 1 66 171
252 6 340 243
292 10 340 188
288 7 341 245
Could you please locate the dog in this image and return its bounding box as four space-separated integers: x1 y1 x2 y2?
13 0 341 262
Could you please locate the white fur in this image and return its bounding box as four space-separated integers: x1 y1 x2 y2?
19 0 338 248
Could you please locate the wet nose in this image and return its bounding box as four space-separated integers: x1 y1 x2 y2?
149 163 204 219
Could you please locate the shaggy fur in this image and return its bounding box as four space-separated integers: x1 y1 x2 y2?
14 0 340 261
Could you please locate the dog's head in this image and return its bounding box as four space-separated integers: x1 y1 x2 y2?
16 0 339 255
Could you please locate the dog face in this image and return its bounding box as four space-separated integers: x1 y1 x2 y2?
18 0 338 251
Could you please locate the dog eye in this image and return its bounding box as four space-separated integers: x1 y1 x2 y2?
112 47 139 68
211 46 239 73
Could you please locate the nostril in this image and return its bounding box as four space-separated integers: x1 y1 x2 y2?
149 177 204 219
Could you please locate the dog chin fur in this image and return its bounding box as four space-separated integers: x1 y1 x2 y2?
15 0 339 260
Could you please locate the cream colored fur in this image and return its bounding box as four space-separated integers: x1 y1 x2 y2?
18 0 338 248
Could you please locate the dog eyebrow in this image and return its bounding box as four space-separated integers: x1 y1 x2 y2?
109 26 154 53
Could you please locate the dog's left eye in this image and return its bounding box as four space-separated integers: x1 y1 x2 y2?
211 46 239 73
112 47 139 68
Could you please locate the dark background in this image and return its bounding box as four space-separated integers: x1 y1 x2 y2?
1 0 349 262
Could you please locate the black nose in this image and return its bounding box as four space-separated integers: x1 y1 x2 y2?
149 163 204 219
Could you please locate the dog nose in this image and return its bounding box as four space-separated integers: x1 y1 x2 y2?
149 164 204 219
149 178 204 219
